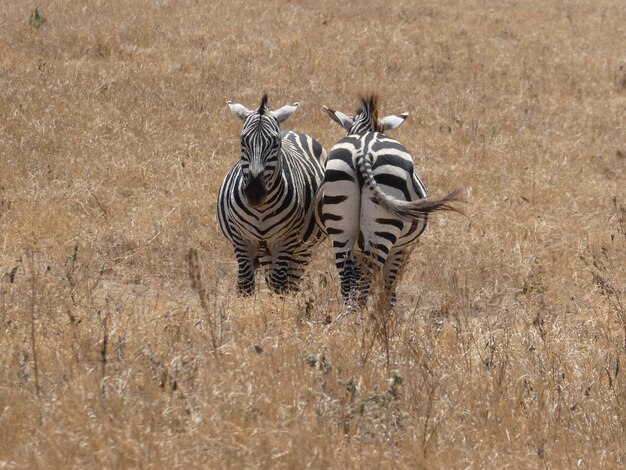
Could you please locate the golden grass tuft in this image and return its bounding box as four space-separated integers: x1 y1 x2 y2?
1 0 625 467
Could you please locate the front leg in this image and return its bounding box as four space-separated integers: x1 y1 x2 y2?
234 245 258 296
286 241 315 292
267 238 299 294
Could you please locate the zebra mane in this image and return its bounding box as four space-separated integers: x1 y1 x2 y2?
258 94 270 116
357 94 381 132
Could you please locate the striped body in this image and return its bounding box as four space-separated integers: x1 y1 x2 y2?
320 96 460 306
218 96 326 295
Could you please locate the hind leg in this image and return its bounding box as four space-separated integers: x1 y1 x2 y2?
382 249 410 306
321 177 361 305
327 232 359 305
356 241 387 307
359 189 404 305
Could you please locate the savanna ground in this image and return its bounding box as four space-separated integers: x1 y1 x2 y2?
1 0 625 468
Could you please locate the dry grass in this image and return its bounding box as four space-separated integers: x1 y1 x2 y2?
1 0 625 468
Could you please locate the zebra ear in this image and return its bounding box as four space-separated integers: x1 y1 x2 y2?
323 106 354 131
380 112 409 131
270 102 299 124
227 100 252 121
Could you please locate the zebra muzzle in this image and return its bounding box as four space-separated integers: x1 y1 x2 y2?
244 175 267 206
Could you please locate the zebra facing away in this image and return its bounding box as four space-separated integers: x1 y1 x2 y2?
319 95 461 308
217 94 327 295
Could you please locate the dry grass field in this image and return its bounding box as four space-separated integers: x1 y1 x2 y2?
1 0 625 468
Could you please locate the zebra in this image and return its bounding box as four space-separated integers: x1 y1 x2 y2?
217 94 327 295
318 95 461 308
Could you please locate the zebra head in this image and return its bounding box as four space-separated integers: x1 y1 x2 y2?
323 95 409 136
227 95 299 207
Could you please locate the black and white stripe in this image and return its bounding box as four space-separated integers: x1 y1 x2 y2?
319 95 461 307
218 95 326 295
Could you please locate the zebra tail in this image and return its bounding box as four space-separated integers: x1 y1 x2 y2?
358 155 464 220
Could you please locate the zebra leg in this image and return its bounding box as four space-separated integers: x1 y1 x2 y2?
320 171 361 306
383 249 408 306
352 259 367 307
355 246 388 307
359 190 402 306
260 255 274 293
286 243 313 292
267 238 299 294
336 245 357 304
234 246 259 296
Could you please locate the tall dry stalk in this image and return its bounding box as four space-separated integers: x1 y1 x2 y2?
186 248 221 363
100 300 110 399
28 250 41 398
371 278 395 370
